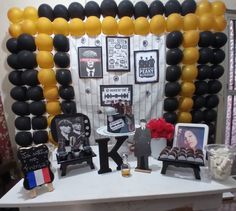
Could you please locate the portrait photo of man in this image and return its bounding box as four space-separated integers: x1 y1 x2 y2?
78 47 103 78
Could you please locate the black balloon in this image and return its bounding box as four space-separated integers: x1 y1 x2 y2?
165 82 181 97
54 52 70 68
21 69 39 86
208 80 222 94
56 69 72 85
38 4 54 21
100 0 118 17
7 54 21 69
27 86 44 101
164 97 178 111
203 109 217 122
17 33 36 51
193 95 206 109
85 1 101 18
12 101 29 116
197 65 211 80
53 4 69 21
53 34 69 52
68 2 85 20
134 1 149 18
207 122 216 135
32 116 48 130
166 31 183 49
6 38 18 53
29 101 46 116
8 71 23 86
149 0 165 17
17 50 37 69
163 112 177 124
208 136 215 144
15 117 31 130
118 0 134 18
198 31 214 47
33 131 48 144
15 132 33 147
61 100 77 114
166 48 183 65
205 95 219 109
191 110 204 123
210 49 225 64
198 48 213 64
212 32 227 48
59 86 75 100
10 86 28 101
166 65 181 82
165 0 182 17
209 65 224 79
194 81 208 95
181 0 196 15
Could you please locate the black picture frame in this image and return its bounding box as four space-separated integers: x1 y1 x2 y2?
134 50 159 84
106 36 130 72
100 85 133 106
78 46 103 78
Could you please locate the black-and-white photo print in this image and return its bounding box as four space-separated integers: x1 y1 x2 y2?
106 36 130 72
134 50 159 84
78 47 103 78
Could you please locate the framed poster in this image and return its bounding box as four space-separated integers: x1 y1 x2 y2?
106 36 130 72
100 85 133 106
78 47 103 78
173 123 209 155
134 50 159 84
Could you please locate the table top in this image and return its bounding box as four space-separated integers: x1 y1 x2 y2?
1 146 236 208
96 125 138 137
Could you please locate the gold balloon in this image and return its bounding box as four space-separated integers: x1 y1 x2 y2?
37 17 53 35
183 13 199 31
118 16 134 36
43 86 59 100
182 47 199 65
47 115 55 127
38 69 57 86
53 18 69 36
166 13 183 32
7 7 23 23
21 19 37 35
37 51 54 69
85 16 101 36
69 18 85 36
178 112 192 123
178 97 194 111
8 23 22 38
48 131 58 146
102 16 118 35
134 17 150 35
23 6 38 21
46 101 61 115
35 34 53 51
150 15 166 35
181 65 198 81
182 30 199 48
212 1 226 16
198 14 214 31
180 82 196 97
213 16 227 31
196 0 212 15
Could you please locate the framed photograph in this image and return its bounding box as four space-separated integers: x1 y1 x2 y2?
134 50 159 84
173 123 209 155
100 85 133 106
106 36 130 72
78 47 103 78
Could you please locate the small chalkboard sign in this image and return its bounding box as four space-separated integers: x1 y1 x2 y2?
18 144 54 193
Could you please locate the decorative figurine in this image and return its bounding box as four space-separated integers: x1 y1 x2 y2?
134 119 152 173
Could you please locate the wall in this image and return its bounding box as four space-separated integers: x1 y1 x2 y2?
0 0 235 153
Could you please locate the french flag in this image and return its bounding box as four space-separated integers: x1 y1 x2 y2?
27 167 51 189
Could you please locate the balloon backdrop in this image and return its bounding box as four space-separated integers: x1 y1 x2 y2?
29 101 46 116
166 13 183 32
21 69 39 86
69 18 85 36
23 6 38 21
134 1 149 18
56 69 72 86
15 132 33 147
85 16 101 36
35 34 53 51
33 131 48 144
163 112 177 124
193 95 206 109
38 4 54 21
38 69 57 86
54 52 70 68
53 18 69 36
182 30 199 48
198 31 214 47
17 33 36 51
36 17 53 35
166 31 183 49
166 65 181 82
165 0 182 17
134 17 149 35
54 4 69 21
36 51 54 68
46 101 61 115
150 15 166 35
102 16 118 35
181 0 197 15
53 34 69 52
178 112 192 123
118 16 134 36
6 38 19 54
100 0 117 18
68 2 85 20
32 116 48 130
181 65 198 81
9 71 23 86
118 0 134 18
12 101 29 116
183 13 199 31
165 82 181 97
15 117 31 130
9 23 22 38
85 1 101 18
61 101 77 114
10 86 28 101
166 48 183 65
8 7 23 23
149 0 165 18
27 86 44 101
164 97 179 111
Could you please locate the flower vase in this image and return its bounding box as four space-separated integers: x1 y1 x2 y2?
151 138 167 159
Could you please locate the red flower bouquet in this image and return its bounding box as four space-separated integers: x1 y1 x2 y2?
147 118 174 140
